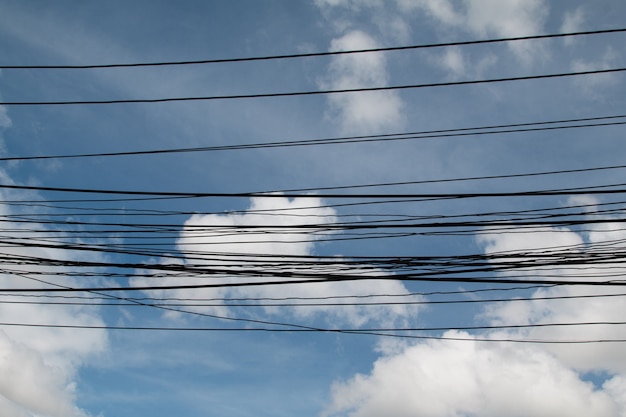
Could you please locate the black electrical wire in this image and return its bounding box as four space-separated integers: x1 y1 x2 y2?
0 223 622 268
2 274 626 294
0 321 625 344
0 114 623 161
2 179 626 199
0 284 555 302
2 67 624 106
2 27 624 69
2 291 625 307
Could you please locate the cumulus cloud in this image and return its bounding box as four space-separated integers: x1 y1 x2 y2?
0 332 92 417
134 195 420 328
319 30 405 135
322 196 626 416
477 199 626 373
461 0 548 37
324 333 621 417
0 177 107 417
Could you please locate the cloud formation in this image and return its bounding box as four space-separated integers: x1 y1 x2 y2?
134 195 420 328
319 30 405 135
0 176 107 417
324 333 621 417
323 196 626 416
478 202 626 373
318 0 550 79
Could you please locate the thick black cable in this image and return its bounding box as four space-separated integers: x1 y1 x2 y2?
1 180 626 199
2 275 626 293
0 209 622 230
0 196 621 218
0 223 623 268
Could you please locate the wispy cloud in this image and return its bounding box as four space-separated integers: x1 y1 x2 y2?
319 30 405 135
402 0 550 65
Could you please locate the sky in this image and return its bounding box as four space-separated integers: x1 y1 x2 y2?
0 1 626 416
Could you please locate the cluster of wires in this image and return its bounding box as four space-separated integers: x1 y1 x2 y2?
1 27 625 343
1 161 625 343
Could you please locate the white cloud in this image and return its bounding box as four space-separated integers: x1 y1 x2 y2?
314 0 384 10
436 47 466 79
323 196 626 416
476 200 626 373
604 375 626 414
0 86 12 153
0 181 107 416
0 106 11 130
400 0 549 40
396 0 549 64
571 46 620 97
320 30 405 135
324 333 620 417
0 332 91 417
432 46 497 80
561 6 586 45
463 0 549 63
397 0 461 26
314 0 552 130
461 0 548 38
134 195 420 328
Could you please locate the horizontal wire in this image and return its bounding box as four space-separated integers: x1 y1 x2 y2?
0 227 622 264
1 115 623 162
0 29 626 343
1 198 622 220
0 321 624 344
3 28 624 69
0 284 555 301
2 67 625 106
2 179 626 199
3 276 626 293
2 291 625 307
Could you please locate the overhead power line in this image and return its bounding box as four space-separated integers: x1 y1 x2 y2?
1 321 625 344
0 114 623 162
0 68 626 106
3 275 626 294
1 181 625 199
2 320 624 332
2 27 624 69
1 67 625 106
3 291 625 307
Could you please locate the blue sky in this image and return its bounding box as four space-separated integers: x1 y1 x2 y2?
1 1 626 416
